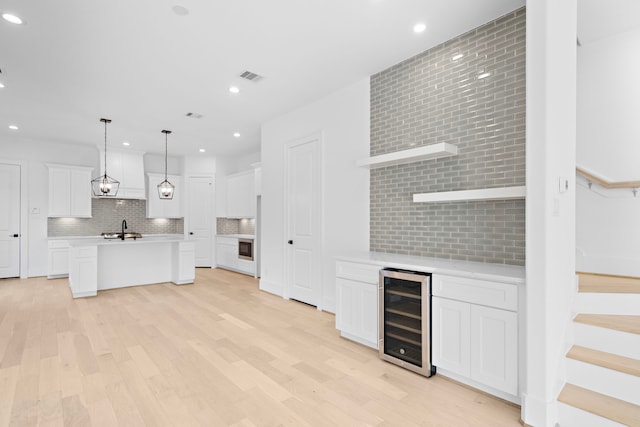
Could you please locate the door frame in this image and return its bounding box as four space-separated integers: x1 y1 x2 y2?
283 132 324 310
0 159 28 278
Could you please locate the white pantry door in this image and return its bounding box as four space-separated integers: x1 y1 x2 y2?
0 163 20 278
285 135 322 307
188 176 213 267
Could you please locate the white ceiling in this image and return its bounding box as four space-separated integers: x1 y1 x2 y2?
0 1 527 157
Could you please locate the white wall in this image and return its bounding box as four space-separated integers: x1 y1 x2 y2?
575 27 640 276
577 26 640 180
524 1 577 426
260 78 370 313
0 137 99 277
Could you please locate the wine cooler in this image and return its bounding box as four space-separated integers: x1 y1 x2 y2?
379 268 435 377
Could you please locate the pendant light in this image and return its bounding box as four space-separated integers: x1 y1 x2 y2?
158 129 175 199
91 118 120 197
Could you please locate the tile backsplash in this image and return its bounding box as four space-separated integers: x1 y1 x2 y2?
47 199 184 237
369 8 525 265
217 217 256 235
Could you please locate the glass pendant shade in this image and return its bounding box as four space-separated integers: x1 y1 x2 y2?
159 129 174 199
91 118 119 197
157 179 175 199
92 173 120 197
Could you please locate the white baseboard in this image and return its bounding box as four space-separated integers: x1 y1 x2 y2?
259 278 283 296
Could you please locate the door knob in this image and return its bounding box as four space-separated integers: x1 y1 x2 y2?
287 240 293 245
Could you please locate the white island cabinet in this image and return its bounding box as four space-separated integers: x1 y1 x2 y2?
68 235 195 298
335 252 525 404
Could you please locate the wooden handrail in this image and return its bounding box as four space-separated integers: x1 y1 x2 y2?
576 167 640 190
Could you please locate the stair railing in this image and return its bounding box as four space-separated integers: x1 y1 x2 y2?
576 167 640 198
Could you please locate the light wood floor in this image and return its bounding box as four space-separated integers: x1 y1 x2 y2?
0 268 522 426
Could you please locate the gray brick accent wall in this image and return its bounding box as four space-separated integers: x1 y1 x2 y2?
47 199 184 237
370 8 525 265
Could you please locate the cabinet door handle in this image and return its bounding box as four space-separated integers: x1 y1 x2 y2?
189 232 194 235
287 240 293 245
11 234 19 238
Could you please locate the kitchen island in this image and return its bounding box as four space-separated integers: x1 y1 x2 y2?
68 235 195 298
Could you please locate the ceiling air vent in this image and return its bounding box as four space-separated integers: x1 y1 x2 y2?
185 112 203 119
239 70 263 82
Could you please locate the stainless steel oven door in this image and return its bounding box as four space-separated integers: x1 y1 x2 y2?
238 238 253 261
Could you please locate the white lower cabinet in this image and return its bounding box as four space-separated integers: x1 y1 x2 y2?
432 274 519 397
216 236 254 276
47 240 70 278
432 296 471 377
336 278 378 348
335 260 380 349
470 304 518 395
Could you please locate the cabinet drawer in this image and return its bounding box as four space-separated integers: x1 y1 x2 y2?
336 261 381 283
433 275 517 311
48 240 69 249
72 246 97 258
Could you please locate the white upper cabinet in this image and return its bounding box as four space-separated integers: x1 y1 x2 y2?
98 149 146 199
47 164 93 218
226 170 255 218
146 173 183 218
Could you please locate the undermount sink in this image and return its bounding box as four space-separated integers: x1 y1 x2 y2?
101 232 143 240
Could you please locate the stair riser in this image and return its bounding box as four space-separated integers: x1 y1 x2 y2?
573 323 640 359
575 293 640 315
558 402 627 427
566 359 640 405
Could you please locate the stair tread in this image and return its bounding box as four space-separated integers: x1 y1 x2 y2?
567 345 640 377
558 383 640 426
574 314 640 334
577 272 640 294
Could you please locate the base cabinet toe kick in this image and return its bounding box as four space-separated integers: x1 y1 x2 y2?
335 255 525 404
68 239 196 298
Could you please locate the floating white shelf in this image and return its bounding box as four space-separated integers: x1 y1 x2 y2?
357 143 458 169
413 186 526 203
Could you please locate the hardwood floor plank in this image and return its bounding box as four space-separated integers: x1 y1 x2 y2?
0 269 522 427
61 394 91 427
0 366 20 427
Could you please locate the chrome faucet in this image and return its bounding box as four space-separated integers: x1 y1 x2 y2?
121 219 127 240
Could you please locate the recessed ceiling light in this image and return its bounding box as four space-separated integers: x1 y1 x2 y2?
171 5 189 16
9 125 18 130
413 23 426 33
229 86 240 94
233 132 240 138
452 53 464 61
122 141 130 146
199 148 206 153
477 72 491 80
2 13 23 25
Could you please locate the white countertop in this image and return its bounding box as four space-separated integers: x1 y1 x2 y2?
65 234 193 247
336 251 525 284
216 234 255 239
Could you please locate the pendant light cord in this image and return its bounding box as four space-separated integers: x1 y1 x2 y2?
104 120 108 177
164 131 168 181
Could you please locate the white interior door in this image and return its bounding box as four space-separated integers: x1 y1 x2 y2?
188 176 213 267
0 164 21 278
286 135 322 307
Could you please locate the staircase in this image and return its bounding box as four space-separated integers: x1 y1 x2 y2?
557 272 640 427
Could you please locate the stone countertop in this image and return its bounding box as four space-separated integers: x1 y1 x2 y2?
64 234 193 247
336 251 525 284
49 233 186 241
216 234 255 239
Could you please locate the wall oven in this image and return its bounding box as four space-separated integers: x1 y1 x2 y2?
238 238 254 261
379 268 434 377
